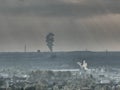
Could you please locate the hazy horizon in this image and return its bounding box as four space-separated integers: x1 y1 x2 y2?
0 0 120 52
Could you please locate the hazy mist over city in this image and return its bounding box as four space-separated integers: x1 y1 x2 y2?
0 0 120 52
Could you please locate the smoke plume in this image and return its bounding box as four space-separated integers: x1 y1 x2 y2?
46 33 55 52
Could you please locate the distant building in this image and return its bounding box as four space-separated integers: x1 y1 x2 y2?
37 50 41 53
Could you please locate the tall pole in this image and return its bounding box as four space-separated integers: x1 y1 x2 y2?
24 44 26 52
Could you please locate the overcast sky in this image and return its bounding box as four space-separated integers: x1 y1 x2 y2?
0 0 120 52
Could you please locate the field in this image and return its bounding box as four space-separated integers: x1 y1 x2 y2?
0 51 120 70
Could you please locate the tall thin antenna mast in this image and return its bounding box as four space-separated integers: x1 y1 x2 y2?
24 44 26 52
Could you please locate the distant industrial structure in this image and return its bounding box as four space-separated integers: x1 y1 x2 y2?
24 44 27 52
37 50 41 53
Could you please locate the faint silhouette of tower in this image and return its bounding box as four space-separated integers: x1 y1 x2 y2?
24 44 26 52
105 49 108 56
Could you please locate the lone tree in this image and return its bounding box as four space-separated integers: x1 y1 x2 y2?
46 33 55 52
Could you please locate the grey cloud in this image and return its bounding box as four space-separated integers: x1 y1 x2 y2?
0 0 120 17
0 0 120 51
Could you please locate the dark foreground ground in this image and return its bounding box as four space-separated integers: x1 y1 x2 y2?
0 51 120 69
